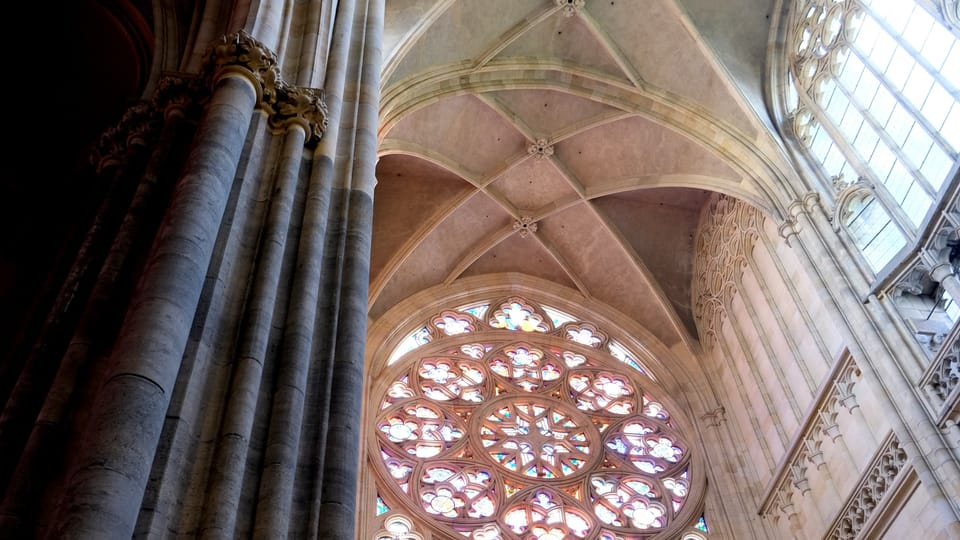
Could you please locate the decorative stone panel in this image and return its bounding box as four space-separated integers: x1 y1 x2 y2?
760 353 862 520
826 433 908 540
693 194 763 348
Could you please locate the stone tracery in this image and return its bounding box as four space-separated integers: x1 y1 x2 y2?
372 296 697 539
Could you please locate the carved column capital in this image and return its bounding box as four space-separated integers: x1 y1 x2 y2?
205 30 279 101
203 31 328 144
266 85 329 143
152 74 206 118
90 102 160 172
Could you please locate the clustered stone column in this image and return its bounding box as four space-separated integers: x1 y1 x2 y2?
0 2 382 536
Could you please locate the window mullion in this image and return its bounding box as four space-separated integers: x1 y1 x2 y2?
860 3 960 100
849 42 957 158
795 83 918 240
834 64 940 200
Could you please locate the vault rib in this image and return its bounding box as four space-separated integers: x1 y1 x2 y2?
578 8 644 89
472 3 562 71
382 0 457 86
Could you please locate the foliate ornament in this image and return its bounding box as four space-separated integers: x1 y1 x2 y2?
555 0 586 17
265 84 328 143
831 173 850 192
89 101 163 173
513 216 539 238
204 31 328 144
527 138 554 160
205 30 280 88
152 75 205 115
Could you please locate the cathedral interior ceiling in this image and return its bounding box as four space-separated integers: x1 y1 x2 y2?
373 0 789 351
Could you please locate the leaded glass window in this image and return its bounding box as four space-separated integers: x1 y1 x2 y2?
371 296 700 539
783 0 959 272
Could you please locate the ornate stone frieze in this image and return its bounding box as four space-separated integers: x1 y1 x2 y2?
693 194 763 348
826 433 908 540
527 138 554 160
204 31 328 144
761 354 862 519
555 0 586 17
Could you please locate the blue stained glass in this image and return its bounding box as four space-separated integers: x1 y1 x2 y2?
376 495 390 516
695 515 709 532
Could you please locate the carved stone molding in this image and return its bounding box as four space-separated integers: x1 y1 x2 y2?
527 138 554 159
700 406 726 428
204 31 328 143
938 0 960 29
826 433 908 540
760 353 862 519
778 191 823 244
693 194 763 348
922 333 960 408
555 0 586 17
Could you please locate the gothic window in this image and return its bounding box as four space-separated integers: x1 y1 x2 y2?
371 297 699 539
782 0 960 272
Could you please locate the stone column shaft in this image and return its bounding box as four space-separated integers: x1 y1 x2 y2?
0 109 190 537
0 133 152 492
47 73 258 539
252 1 358 537
200 123 307 540
316 1 383 538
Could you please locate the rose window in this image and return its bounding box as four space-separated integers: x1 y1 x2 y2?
373 297 699 539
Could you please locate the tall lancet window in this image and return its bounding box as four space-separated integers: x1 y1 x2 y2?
782 0 959 272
